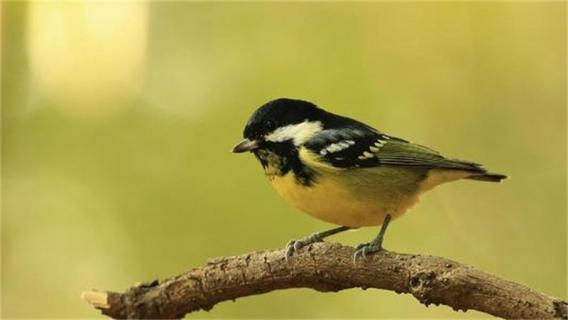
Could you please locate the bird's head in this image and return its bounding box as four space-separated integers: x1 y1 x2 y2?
232 98 325 155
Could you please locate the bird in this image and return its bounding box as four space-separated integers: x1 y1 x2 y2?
232 98 506 259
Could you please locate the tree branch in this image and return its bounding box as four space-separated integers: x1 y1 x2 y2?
82 243 567 319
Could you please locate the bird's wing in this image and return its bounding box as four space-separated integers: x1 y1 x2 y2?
304 128 486 172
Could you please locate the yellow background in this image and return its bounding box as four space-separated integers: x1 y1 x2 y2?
2 1 566 318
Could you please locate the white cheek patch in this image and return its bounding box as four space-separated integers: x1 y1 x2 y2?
266 120 323 145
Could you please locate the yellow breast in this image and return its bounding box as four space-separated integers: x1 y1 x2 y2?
271 172 372 227
265 148 457 227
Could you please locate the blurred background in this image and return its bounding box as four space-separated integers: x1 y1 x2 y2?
2 1 566 318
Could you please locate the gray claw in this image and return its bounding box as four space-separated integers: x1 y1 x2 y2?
355 242 369 252
353 242 383 262
294 240 303 251
285 241 298 259
285 234 323 259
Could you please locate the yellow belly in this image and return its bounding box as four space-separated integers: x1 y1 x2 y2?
265 148 469 227
269 169 421 227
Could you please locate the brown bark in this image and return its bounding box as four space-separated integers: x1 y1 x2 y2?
82 243 567 319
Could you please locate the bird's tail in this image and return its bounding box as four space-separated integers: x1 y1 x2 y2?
466 172 508 183
442 158 507 183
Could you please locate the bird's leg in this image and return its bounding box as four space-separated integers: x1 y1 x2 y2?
286 226 351 258
353 213 392 261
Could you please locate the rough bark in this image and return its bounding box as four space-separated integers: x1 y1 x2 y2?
82 243 567 319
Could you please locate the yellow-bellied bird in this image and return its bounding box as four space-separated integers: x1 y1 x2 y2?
232 98 506 259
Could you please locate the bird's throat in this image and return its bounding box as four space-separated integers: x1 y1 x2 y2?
254 146 318 186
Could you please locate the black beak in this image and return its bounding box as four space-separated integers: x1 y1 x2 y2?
232 139 259 153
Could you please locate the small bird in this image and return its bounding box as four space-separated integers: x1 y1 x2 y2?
232 98 506 259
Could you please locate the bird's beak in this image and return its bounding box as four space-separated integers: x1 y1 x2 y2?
232 139 259 153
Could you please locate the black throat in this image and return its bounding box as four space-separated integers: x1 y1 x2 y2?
253 141 318 186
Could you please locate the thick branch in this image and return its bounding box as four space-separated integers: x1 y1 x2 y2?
82 243 567 319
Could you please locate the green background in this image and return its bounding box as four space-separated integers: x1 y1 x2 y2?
2 1 566 318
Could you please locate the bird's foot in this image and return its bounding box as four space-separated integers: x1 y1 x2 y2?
353 213 392 262
353 241 384 261
285 233 323 258
285 226 352 260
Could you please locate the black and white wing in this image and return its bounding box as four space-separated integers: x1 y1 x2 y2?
304 127 487 173
303 127 390 168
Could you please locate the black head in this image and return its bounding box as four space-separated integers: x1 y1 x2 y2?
243 98 324 140
232 98 327 185
232 98 326 153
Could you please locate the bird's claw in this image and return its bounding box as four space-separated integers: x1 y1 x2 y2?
285 234 322 259
353 242 383 262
